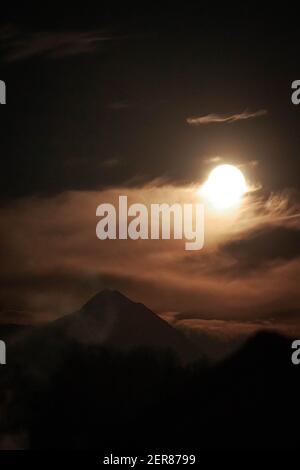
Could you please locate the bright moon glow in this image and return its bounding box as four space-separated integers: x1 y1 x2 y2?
200 164 248 209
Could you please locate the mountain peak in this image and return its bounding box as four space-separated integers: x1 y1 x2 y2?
50 288 197 363
82 289 136 312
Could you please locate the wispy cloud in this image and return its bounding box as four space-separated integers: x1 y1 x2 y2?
107 100 131 110
1 185 300 323
1 26 123 61
186 109 267 125
100 158 120 168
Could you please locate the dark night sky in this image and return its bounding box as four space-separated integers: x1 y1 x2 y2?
0 4 300 341
1 5 300 198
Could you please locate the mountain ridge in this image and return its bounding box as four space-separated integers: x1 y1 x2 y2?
54 289 196 362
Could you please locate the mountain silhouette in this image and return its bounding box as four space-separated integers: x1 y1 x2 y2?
47 289 197 361
0 294 298 450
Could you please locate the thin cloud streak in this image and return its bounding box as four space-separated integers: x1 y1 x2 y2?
186 109 268 125
1 27 125 61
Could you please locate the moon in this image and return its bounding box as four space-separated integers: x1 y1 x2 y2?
200 164 248 209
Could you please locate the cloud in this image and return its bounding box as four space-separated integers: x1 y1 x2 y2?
0 185 300 327
221 226 300 273
1 28 121 61
108 100 131 110
100 158 120 168
186 109 267 125
163 314 300 361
